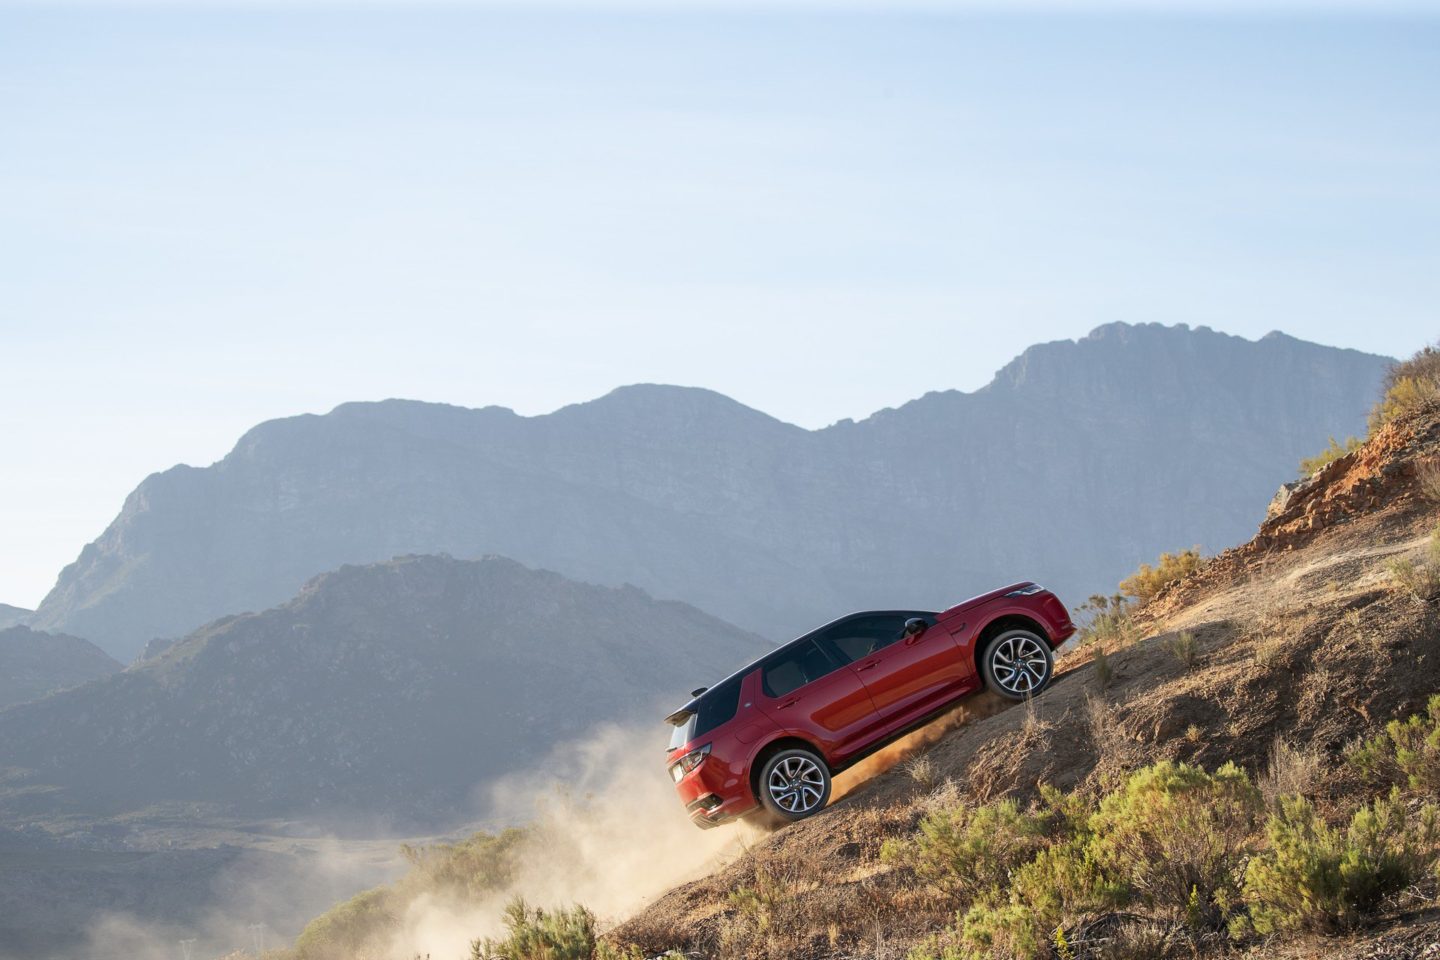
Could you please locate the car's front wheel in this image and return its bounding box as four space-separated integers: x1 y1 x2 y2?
756 747 832 822
981 628 1054 700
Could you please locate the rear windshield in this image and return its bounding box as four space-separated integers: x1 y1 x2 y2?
667 676 742 750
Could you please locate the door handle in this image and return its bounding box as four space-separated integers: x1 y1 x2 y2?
856 660 879 672
778 697 800 709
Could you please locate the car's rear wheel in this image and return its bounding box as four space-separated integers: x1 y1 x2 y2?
757 747 832 822
981 628 1054 700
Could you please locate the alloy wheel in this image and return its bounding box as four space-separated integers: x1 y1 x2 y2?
990 634 1050 696
766 755 826 814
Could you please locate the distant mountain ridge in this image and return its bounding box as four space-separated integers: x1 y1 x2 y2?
0 604 30 630
0 554 766 822
0 626 119 709
33 323 1391 662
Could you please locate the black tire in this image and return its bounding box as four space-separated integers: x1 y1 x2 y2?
980 628 1055 701
756 747 832 822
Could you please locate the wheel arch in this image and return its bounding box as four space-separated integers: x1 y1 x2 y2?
748 735 828 806
973 613 1051 686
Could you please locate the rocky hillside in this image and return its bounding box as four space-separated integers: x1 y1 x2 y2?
0 626 119 709
0 604 30 630
33 323 1389 662
0 555 766 824
605 375 1440 959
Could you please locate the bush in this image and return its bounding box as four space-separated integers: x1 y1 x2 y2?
1074 594 1137 649
1300 436 1363 478
1119 550 1203 604
471 898 597 960
1384 525 1440 602
1348 694 1440 796
880 799 1056 902
294 888 396 960
1370 342 1440 434
400 828 527 900
1242 793 1440 934
1371 376 1440 434
958 902 1046 960
1089 761 1261 929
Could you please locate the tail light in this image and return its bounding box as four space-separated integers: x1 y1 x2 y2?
669 743 711 782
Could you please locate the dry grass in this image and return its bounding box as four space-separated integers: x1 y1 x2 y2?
1021 695 1053 739
1418 458 1440 505
1166 630 1199 669
904 756 937 790
718 855 826 960
1253 634 1287 667
1092 645 1114 690
1260 738 1325 808
1086 694 1128 760
1388 557 1440 602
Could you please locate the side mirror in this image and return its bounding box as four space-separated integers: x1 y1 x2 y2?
904 618 927 638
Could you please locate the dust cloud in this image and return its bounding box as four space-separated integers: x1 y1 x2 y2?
387 724 759 958
63 699 1011 960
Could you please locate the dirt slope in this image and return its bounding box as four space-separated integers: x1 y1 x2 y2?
611 411 1440 959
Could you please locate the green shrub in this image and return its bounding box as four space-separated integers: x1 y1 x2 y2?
1119 549 1203 603
959 839 1118 958
1300 436 1363 477
958 902 1046 960
471 898 597 960
1348 694 1440 795
294 888 396 960
1243 793 1440 934
880 799 1055 902
399 828 527 900
1369 343 1440 434
1371 375 1440 434
1089 761 1261 928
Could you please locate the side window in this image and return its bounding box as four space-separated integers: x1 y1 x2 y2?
762 640 837 698
817 614 911 665
693 678 742 739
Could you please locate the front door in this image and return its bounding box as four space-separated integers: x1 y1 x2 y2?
815 612 968 729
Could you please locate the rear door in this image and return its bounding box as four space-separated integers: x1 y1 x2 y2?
753 639 881 761
815 612 969 729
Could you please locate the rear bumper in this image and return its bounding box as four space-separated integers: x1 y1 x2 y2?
673 755 758 829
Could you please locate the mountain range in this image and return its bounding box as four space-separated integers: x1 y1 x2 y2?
29 323 1390 664
0 554 765 823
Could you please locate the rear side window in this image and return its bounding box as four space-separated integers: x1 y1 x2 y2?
762 640 836 698
693 677 742 738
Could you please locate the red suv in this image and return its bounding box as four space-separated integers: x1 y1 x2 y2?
666 582 1074 828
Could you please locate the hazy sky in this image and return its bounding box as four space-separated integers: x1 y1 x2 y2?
1 2 1437 609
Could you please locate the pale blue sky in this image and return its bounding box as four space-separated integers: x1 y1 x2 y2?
1 2 1437 608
